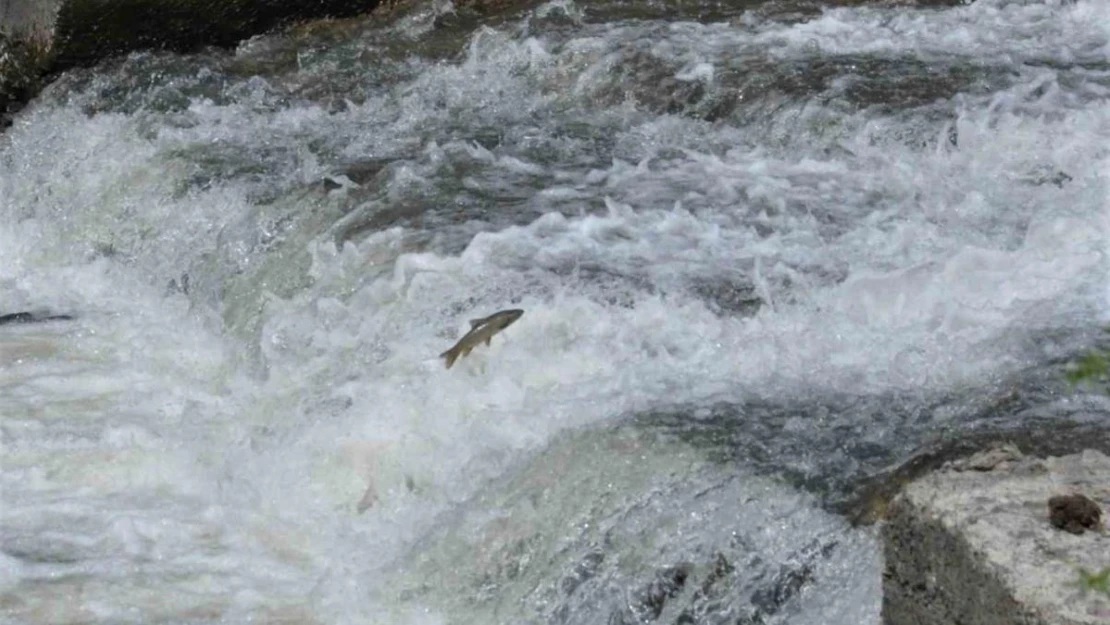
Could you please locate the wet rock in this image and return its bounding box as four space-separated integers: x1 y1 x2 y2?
948 443 1024 472
559 550 604 596
1048 494 1103 535
165 273 190 296
0 30 51 127
0 0 385 122
628 564 691 621
1041 171 1073 188
6 0 384 68
1021 167 1074 188
749 562 815 617
321 176 347 192
333 158 394 187
687 278 763 317
0 311 75 325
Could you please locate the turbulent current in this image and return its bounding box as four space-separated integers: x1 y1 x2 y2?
1 0 1109 623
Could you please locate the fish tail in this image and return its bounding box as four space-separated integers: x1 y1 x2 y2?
441 347 460 369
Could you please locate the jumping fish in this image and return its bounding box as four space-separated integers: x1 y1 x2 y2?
440 309 523 369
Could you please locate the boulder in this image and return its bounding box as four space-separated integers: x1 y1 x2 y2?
882 446 1110 625
0 0 384 122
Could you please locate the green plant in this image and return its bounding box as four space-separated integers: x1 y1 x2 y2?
1062 339 1110 601
1077 567 1110 597
1065 350 1109 384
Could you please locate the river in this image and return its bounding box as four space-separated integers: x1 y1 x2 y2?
1 0 1108 623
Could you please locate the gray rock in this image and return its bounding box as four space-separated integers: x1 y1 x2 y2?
948 443 1024 472
883 448 1110 625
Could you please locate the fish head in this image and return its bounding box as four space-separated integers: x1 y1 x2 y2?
491 308 524 329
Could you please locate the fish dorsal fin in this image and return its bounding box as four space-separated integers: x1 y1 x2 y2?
469 318 487 329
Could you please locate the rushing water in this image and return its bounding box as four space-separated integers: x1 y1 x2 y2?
2 0 1109 623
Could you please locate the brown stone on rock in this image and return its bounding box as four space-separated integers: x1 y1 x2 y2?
1048 494 1103 535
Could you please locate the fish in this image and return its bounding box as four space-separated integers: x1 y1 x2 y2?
440 309 524 369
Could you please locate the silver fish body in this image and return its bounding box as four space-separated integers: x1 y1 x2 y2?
440 309 524 369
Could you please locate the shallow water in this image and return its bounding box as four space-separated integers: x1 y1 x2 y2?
2 0 1109 623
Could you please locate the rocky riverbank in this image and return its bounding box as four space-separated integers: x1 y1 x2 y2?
882 445 1109 625
1 0 389 125
0 27 49 127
